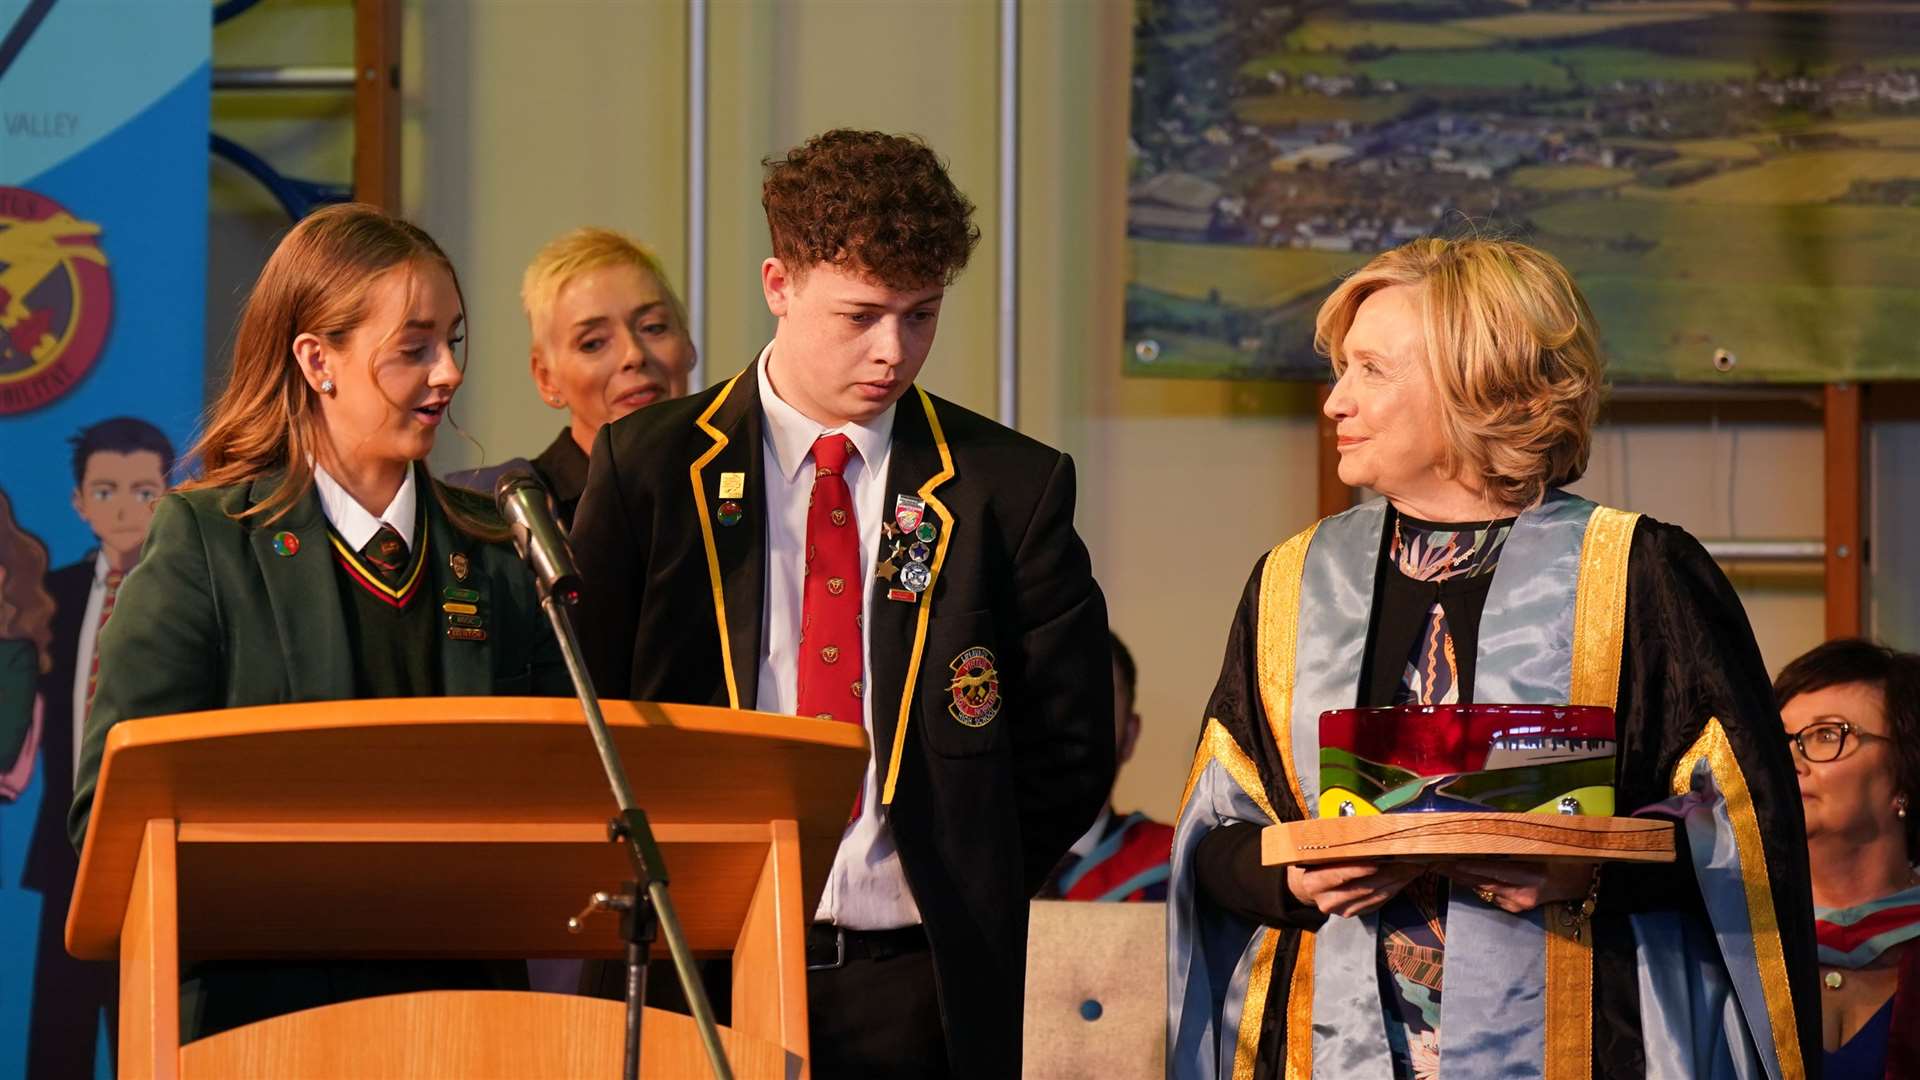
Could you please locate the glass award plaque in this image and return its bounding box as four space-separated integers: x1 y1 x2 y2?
1264 704 1674 865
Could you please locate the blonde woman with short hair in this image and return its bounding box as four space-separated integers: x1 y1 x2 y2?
1168 237 1817 1080
452 227 695 525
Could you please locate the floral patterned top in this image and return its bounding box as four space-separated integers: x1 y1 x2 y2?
1377 512 1514 1080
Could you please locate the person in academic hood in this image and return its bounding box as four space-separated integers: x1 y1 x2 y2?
1169 237 1819 1080
67 202 569 1039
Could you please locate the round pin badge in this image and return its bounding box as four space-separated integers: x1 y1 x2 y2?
908 542 930 564
915 522 937 544
900 561 932 593
271 531 300 557
717 500 743 527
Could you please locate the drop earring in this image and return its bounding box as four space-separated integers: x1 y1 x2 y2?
1899 795 1909 820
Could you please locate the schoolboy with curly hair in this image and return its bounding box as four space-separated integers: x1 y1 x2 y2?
572 129 1113 1078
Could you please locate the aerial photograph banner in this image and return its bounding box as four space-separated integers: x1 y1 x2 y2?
1126 1 1920 382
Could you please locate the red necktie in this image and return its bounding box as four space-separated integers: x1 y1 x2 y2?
85 569 125 716
796 434 865 730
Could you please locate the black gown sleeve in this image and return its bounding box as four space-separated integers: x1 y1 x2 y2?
1605 517 1821 1072
1189 554 1326 931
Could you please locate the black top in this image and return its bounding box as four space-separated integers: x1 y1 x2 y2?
531 428 590 530
440 428 589 532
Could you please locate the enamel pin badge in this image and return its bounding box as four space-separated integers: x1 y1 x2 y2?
894 494 925 534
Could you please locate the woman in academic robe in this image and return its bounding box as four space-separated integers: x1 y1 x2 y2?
1779 639 1920 1077
447 227 695 527
1168 237 1819 1080
67 202 569 1039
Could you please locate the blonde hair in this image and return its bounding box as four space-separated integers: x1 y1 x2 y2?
520 227 688 334
1315 237 1604 510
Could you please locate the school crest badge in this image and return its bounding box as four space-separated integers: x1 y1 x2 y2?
894 493 926 534
946 646 1001 727
0 187 113 415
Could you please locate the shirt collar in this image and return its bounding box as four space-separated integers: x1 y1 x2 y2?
312 462 418 551
756 341 896 482
1068 805 1115 859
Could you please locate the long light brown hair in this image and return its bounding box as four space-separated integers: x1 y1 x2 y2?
0 488 55 673
182 203 496 535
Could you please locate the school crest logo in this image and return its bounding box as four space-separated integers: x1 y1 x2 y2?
0 187 113 415
946 646 1001 728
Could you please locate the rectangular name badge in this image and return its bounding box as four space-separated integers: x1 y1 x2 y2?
719 472 746 499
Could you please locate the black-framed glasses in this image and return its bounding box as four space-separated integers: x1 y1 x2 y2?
1785 720 1890 763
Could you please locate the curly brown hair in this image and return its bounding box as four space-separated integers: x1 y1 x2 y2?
762 129 980 290
0 488 55 673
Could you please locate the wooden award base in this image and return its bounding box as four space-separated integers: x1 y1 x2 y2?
1263 813 1676 866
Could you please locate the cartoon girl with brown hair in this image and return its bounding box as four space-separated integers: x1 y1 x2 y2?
0 485 55 795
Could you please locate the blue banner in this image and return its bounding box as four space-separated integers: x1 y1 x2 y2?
0 2 209 1076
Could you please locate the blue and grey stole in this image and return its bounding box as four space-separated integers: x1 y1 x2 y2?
1169 491 1808 1080
1298 492 1618 1079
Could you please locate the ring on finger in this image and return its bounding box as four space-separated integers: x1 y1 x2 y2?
1475 885 1498 905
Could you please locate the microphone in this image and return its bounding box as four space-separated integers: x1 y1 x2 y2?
494 469 583 605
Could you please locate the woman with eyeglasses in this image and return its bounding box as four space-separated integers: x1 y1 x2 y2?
1777 637 1920 1078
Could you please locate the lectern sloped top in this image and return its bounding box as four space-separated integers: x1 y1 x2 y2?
67 697 868 960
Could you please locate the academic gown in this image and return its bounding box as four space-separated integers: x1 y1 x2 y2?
1167 492 1820 1080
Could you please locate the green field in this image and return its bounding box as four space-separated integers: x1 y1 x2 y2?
1286 16 1493 51
1630 149 1920 204
1510 164 1636 191
1129 197 1920 381
1552 45 1755 85
1807 117 1920 149
1448 10 1709 39
1130 239 1365 308
1122 330 1254 379
1361 47 1574 90
1237 49 1356 81
1662 136 1769 161
1535 198 1920 379
1233 92 1414 126
1242 39 1757 96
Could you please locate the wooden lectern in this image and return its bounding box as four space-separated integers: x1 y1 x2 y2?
66 697 869 1079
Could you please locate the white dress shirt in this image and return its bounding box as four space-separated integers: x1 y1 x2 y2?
753 344 923 930
69 549 110 781
313 463 418 551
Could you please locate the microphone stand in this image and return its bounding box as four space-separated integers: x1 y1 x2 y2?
542 587 734 1080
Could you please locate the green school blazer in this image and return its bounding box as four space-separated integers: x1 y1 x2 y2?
67 466 570 850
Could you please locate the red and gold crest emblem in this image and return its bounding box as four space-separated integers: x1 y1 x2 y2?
0 187 113 415
946 646 1001 727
